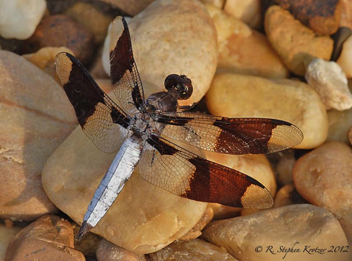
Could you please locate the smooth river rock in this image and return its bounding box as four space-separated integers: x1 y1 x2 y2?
102 0 218 107
149 238 238 261
206 4 289 79
206 73 328 149
293 141 352 246
202 204 349 261
327 107 352 144
265 5 333 76
42 126 207 254
0 224 22 261
5 215 84 261
0 50 77 221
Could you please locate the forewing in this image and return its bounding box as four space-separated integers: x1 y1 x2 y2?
110 16 145 115
158 112 303 155
55 52 131 153
138 135 273 208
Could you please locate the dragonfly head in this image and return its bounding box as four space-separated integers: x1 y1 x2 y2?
164 74 193 100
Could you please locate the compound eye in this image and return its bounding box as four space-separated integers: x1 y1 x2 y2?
164 74 193 100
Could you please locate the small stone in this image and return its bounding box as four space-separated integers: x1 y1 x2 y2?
99 0 154 15
293 141 352 246
0 0 46 40
0 51 77 221
4 216 85 261
337 35 352 78
202 204 349 261
273 184 295 207
278 0 342 35
199 0 225 9
206 4 289 79
22 46 74 80
340 0 352 29
265 5 334 76
206 73 328 149
23 15 94 65
223 0 262 29
148 238 238 261
97 239 146 261
275 150 296 185
327 108 352 143
0 224 22 261
305 58 352 111
65 2 113 45
102 0 217 107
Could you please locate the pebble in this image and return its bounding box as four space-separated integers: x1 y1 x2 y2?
97 239 146 261
0 224 22 261
0 0 46 40
99 0 154 15
65 2 113 45
265 5 334 76
273 184 295 208
305 58 352 111
206 73 328 149
149 238 238 261
202 204 349 261
0 51 77 221
327 107 352 144
340 0 352 29
5 215 84 261
102 0 218 107
22 46 74 80
23 15 94 65
42 126 207 254
275 150 296 185
223 0 262 29
337 35 352 78
293 141 352 246
277 0 341 35
206 4 289 79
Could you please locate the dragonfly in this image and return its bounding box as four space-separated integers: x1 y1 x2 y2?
55 16 303 240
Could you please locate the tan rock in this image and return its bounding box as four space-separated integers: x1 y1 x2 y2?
102 0 218 107
293 141 352 246
337 35 352 78
223 0 262 29
206 73 328 149
97 239 146 261
340 0 352 29
273 184 295 208
265 5 334 76
327 107 352 144
206 4 289 79
23 46 74 80
200 0 224 9
65 2 113 44
42 125 207 254
203 204 349 261
305 58 352 110
0 0 46 39
99 0 154 16
0 51 77 221
0 224 22 261
149 238 238 261
275 150 296 185
5 215 85 261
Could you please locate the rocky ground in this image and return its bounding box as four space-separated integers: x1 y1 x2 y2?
0 0 352 260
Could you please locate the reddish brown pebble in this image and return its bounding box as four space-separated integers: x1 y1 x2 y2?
278 0 342 35
23 15 94 64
